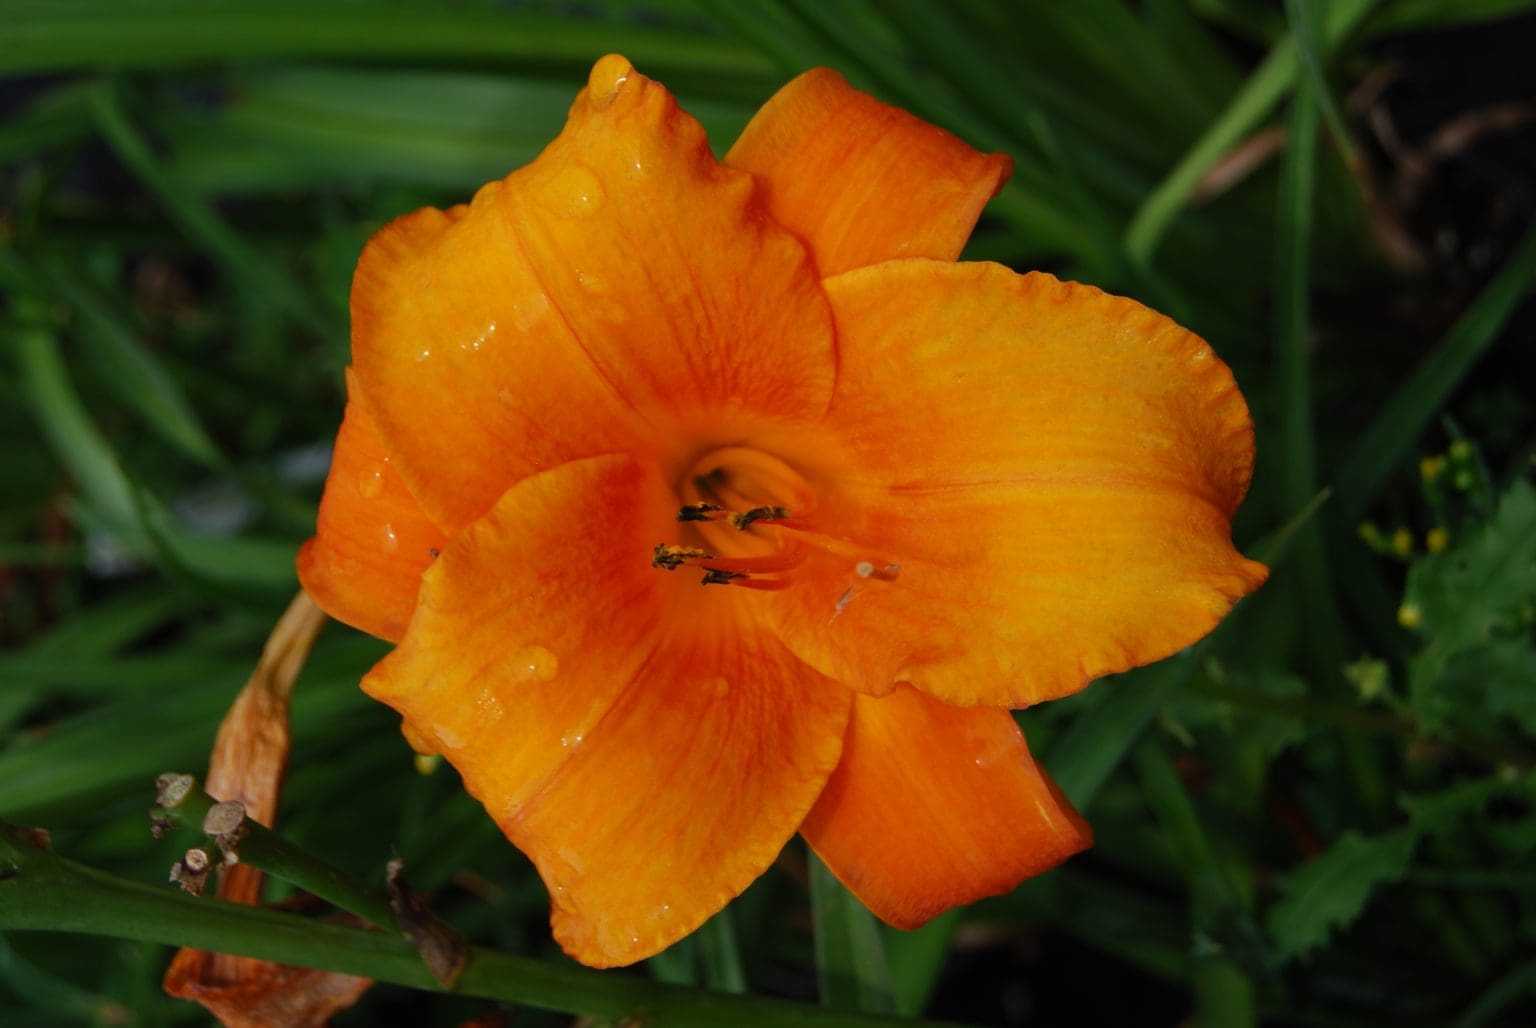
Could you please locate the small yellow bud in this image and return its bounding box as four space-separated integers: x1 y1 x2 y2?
1392 527 1413 556
1420 455 1444 482
413 753 441 776
1397 603 1422 630
1426 527 1449 553
1449 439 1472 461
1358 522 1380 544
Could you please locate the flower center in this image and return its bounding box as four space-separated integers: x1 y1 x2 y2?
652 447 899 596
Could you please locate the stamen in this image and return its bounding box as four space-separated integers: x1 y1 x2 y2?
700 569 743 586
652 544 711 571
729 505 790 531
724 575 793 591
692 546 806 575
676 502 725 523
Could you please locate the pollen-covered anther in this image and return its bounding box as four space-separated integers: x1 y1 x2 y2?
729 505 791 531
676 502 726 523
652 544 711 570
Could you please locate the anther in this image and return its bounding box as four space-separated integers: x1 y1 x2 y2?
677 502 725 523
700 569 744 586
730 505 789 531
652 544 711 571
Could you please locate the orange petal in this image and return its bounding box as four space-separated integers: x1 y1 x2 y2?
725 68 1011 276
363 454 851 967
802 685 1089 928
297 369 447 643
771 260 1267 707
351 55 836 534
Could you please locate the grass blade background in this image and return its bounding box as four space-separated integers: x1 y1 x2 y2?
4 1 1534 1024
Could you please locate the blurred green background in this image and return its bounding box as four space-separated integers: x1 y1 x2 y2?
3 1 1535 1025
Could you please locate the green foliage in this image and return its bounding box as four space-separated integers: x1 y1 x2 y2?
1403 477 1536 735
1267 827 1419 960
3 1 1535 1025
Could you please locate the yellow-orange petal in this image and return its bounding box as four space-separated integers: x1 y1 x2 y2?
772 260 1267 707
724 68 1011 276
297 369 447 643
351 55 836 534
362 454 850 967
802 686 1089 928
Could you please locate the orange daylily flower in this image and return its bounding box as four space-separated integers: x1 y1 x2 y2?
298 54 1266 968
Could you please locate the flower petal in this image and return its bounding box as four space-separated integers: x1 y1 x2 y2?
802 685 1089 928
725 68 1011 276
772 260 1267 707
351 55 836 533
297 370 447 643
362 453 850 967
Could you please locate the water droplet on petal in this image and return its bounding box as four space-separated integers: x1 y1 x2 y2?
356 467 384 499
538 165 604 218
513 645 559 684
459 320 496 353
560 731 584 749
381 523 399 554
512 291 549 331
587 54 633 109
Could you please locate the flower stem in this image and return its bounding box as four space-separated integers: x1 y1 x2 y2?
155 773 397 932
0 823 952 1028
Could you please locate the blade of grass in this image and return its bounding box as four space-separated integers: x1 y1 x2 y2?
1273 29 1388 816
38 256 226 470
11 326 140 538
698 907 748 995
810 850 895 1015
1285 0 1357 169
1134 740 1259 1028
0 825 954 1028
86 79 338 340
1451 960 1536 1028
1335 217 1536 520
1048 654 1196 811
0 1 776 86
1371 0 1536 32
1273 24 1343 658
1124 0 1379 265
882 911 959 1017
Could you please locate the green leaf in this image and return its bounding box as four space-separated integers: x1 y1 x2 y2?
11 327 141 540
809 850 894 1015
1267 827 1418 960
1401 770 1536 837
1406 476 1536 700
1123 0 1379 264
1370 0 1536 32
882 911 958 1017
39 258 226 470
0 1 775 85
